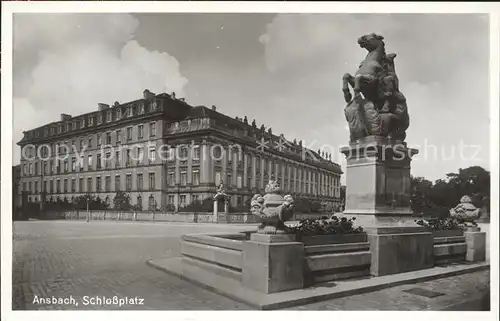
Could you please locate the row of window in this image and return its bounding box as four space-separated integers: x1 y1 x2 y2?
28 101 159 139
24 123 157 160
22 173 157 194
22 147 159 176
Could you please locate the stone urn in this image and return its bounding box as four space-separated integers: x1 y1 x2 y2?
450 195 481 221
250 179 295 234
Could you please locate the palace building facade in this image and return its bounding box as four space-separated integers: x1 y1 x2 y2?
17 90 343 212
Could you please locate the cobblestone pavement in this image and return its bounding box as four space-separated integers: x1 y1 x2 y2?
12 220 490 311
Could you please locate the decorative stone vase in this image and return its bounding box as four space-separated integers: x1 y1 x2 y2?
250 179 295 234
450 195 481 221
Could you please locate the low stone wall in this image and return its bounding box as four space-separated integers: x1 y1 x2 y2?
54 210 259 224
181 233 247 282
303 233 371 285
432 230 467 265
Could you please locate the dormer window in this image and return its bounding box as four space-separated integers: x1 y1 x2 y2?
116 108 122 119
44 128 48 137
80 119 85 128
59 125 64 133
150 101 157 112
127 106 133 117
139 103 145 115
72 121 76 130
50 127 55 135
106 111 112 122
35 131 40 138
97 115 102 125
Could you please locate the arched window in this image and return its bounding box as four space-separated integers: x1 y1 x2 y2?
148 195 155 210
137 195 143 210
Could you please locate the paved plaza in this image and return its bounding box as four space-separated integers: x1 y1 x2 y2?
12 220 490 310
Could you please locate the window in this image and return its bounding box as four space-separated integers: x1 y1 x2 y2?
237 174 243 189
88 136 93 148
148 195 156 210
137 147 143 165
179 195 187 207
214 146 222 159
149 173 155 190
79 178 83 192
138 125 144 139
137 174 143 191
96 153 102 169
96 177 101 192
192 194 200 203
64 159 68 172
116 108 122 119
115 151 121 168
215 170 221 185
56 161 61 174
193 146 200 160
126 149 131 166
247 176 252 188
56 179 61 193
107 111 112 122
106 132 112 144
79 139 84 151
28 182 32 193
127 107 133 117
63 179 68 193
97 114 103 124
87 177 92 192
72 157 76 171
192 169 200 186
127 127 132 141
179 146 188 159
44 180 48 193
105 176 111 192
168 171 175 186
256 177 261 189
35 181 39 194
115 175 121 191
35 163 39 175
149 100 157 111
116 130 121 144
149 147 156 163
149 122 156 137
136 196 142 209
226 173 232 187
88 155 93 170
89 116 94 126
180 171 187 186
126 174 132 191
105 152 111 168
168 195 174 205
72 121 76 130
237 196 243 208
139 104 145 115
97 134 101 147
71 179 76 193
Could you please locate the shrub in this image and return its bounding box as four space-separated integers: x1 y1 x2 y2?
290 215 364 237
414 217 476 230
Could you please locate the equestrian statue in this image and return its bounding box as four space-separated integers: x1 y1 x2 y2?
342 33 409 143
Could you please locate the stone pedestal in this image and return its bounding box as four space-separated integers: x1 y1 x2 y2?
465 229 486 262
242 234 304 293
340 136 419 227
340 137 433 276
366 226 434 276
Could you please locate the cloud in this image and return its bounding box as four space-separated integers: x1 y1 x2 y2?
258 13 489 182
13 13 188 164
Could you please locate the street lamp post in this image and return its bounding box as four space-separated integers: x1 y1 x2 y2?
86 198 90 223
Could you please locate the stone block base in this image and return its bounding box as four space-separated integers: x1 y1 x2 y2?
367 226 434 276
465 231 486 262
242 235 304 293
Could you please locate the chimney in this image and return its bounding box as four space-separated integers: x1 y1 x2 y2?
143 89 155 100
98 103 109 111
211 105 217 111
60 113 72 121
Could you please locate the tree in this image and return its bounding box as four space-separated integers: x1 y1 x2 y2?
410 166 490 218
113 191 132 211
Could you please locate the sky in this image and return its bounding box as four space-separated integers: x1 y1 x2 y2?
12 13 490 183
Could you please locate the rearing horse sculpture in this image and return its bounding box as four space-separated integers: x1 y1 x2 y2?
342 33 386 106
